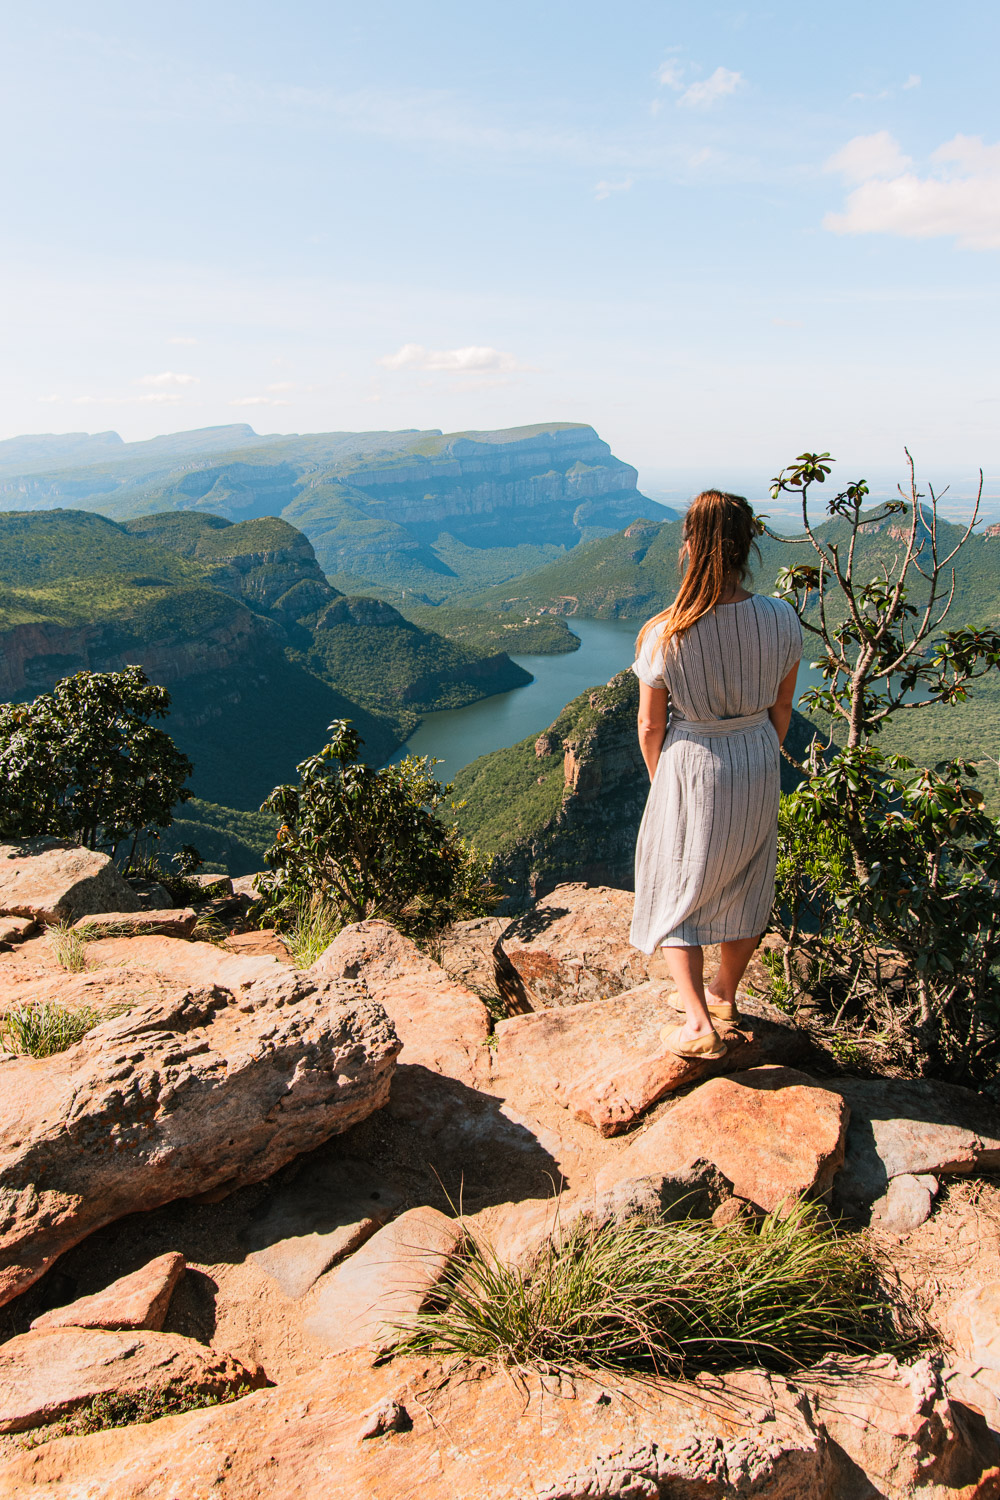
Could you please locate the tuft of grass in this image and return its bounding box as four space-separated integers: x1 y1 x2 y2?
279 896 342 969
46 923 88 973
20 1383 256 1448
399 1198 925 1378
0 1001 100 1058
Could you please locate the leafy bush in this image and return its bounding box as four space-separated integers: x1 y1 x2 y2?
256 720 496 938
0 1002 100 1057
770 452 1000 1083
400 1199 921 1377
0 667 192 859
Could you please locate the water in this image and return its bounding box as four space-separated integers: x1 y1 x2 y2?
388 616 834 777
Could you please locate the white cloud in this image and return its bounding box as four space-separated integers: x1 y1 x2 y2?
657 57 685 90
230 395 290 406
62 392 184 405
378 343 524 373
678 67 743 109
594 175 633 201
903 74 921 90
137 370 199 386
167 335 199 345
135 392 185 403
266 381 294 391
825 131 913 184
824 133 1000 249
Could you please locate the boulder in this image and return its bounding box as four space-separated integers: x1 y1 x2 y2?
945 1283 1000 1375
188 873 234 898
304 1206 463 1354
496 884 650 1010
870 1172 940 1233
801 1354 1000 1500
493 983 808 1135
831 1077 1000 1222
0 936 401 1306
231 874 265 900
0 839 139 924
434 916 507 1000
594 1068 850 1211
312 921 490 1085
73 909 197 939
127 879 174 911
0 916 36 946
5 1347 996 1498
0 1326 264 1435
30 1253 186 1333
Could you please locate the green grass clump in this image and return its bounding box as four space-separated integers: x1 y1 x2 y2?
279 896 342 968
46 923 89 973
0 1001 100 1057
400 1199 923 1378
20 1383 256 1448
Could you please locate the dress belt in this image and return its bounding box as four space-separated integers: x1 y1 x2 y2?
670 709 770 737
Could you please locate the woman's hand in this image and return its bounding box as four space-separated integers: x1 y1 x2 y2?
768 662 799 745
637 681 669 781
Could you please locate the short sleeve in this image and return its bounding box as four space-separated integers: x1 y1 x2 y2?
781 601 804 680
632 623 668 689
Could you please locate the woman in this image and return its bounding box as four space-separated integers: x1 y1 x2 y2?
630 489 801 1060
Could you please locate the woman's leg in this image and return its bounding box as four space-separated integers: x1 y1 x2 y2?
706 935 761 1007
657 944 715 1038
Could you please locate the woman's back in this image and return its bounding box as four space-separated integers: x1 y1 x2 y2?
634 594 800 723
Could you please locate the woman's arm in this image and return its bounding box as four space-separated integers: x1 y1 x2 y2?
768 661 799 745
637 681 669 781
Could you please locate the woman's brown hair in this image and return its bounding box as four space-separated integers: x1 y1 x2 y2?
636 490 761 662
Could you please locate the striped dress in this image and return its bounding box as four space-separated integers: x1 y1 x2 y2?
630 594 802 951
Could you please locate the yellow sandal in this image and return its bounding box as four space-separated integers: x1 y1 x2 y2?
659 1023 728 1061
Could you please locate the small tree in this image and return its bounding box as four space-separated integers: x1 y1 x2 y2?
0 667 193 859
768 452 1000 1082
257 720 496 938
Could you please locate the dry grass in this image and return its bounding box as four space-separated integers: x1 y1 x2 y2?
45 923 88 973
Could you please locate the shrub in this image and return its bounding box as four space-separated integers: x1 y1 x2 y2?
769 452 1000 1082
400 1199 922 1377
257 720 497 938
0 1002 100 1057
20 1383 256 1448
0 667 193 860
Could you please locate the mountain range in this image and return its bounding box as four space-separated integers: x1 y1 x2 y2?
0 422 676 601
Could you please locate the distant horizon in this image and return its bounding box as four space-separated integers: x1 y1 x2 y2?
1 415 994 525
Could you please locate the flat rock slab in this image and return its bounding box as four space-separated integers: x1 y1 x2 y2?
244 1158 405 1299
0 936 400 1306
494 983 808 1135
30 1252 186 1333
594 1067 850 1211
312 920 490 1085
223 929 291 961
304 1206 463 1354
0 1326 263 1434
0 839 139 923
73 909 197 939
5 1347 996 1499
831 1077 1000 1221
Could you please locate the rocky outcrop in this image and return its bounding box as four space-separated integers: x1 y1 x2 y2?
0 839 139 923
0 936 400 1306
1 1347 995 1499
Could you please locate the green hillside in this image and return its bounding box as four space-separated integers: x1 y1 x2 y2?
0 508 534 814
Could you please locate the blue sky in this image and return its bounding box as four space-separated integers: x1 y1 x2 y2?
2 1 998 503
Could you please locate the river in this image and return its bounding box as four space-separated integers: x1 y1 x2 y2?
388 616 831 777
